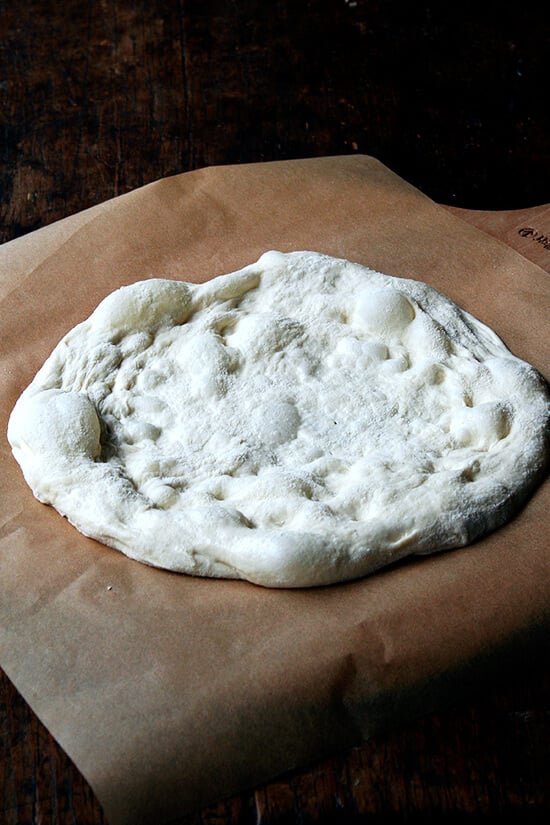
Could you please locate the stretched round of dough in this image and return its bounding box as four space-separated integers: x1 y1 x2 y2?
8 251 550 587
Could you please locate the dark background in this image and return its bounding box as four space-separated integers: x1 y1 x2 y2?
1 0 549 245
1 3 549 824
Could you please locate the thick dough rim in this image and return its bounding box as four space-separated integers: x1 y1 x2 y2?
8 251 550 587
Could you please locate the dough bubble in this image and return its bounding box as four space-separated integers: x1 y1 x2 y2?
353 288 415 335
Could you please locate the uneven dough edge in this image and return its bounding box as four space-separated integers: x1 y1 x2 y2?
7 251 550 588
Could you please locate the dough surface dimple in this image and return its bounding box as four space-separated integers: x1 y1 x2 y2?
450 402 511 449
8 251 550 587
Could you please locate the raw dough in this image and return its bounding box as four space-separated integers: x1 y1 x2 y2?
8 251 550 587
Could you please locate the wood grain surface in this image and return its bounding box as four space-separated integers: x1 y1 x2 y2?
1 0 550 246
1 2 549 823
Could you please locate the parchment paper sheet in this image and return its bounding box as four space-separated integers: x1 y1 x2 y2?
1 156 549 825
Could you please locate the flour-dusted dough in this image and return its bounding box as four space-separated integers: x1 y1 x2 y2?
8 251 550 587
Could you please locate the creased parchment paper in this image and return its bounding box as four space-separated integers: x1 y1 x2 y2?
1 156 549 825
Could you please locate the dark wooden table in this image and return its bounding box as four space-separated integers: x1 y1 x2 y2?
1 2 549 823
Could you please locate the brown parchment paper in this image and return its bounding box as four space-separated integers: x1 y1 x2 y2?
1 156 549 825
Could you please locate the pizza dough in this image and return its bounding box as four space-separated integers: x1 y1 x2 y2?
7 251 550 587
